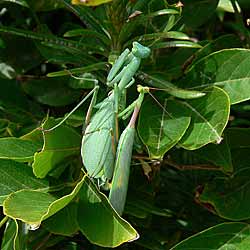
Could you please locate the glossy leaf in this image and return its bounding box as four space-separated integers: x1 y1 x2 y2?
77 176 138 247
44 203 79 236
0 26 103 55
217 0 241 13
225 128 250 171
126 31 193 48
32 118 81 178
0 138 41 162
0 79 43 125
71 0 112 6
0 37 5 48
182 49 250 104
60 0 108 35
180 87 230 150
138 97 191 159
152 41 202 49
26 0 64 11
22 78 81 107
189 34 242 68
226 128 250 150
192 136 233 173
0 160 48 204
3 174 85 226
182 0 219 28
200 167 250 220
1 0 28 7
0 35 42 79
63 28 109 43
171 223 250 250
1 219 21 250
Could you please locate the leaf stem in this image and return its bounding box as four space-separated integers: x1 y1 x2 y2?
0 216 8 229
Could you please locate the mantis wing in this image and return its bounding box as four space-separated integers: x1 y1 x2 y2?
81 98 116 180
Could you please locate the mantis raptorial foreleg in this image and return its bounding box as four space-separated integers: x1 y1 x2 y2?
109 86 149 215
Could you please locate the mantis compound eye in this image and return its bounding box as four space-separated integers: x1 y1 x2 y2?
132 42 151 59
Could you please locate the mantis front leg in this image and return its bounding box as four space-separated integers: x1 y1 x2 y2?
109 86 148 215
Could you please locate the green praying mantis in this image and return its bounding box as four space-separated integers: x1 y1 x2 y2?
45 42 151 215
81 42 150 215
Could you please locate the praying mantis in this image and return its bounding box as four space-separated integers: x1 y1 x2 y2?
81 42 150 215
45 42 151 215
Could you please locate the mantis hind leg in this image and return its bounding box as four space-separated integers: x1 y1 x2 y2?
43 86 99 132
84 83 99 127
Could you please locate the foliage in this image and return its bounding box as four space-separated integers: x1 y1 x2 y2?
0 0 250 249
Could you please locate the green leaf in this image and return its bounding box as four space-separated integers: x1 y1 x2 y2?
170 222 250 250
3 174 85 227
152 41 202 49
1 219 21 250
180 87 230 150
147 8 179 17
226 128 250 150
0 26 104 56
0 0 29 7
217 0 241 13
27 0 64 11
119 8 180 44
126 199 173 218
182 49 250 104
0 159 48 205
191 136 233 173
125 31 193 48
71 0 112 7
182 0 219 28
200 167 250 220
138 97 191 159
0 138 41 162
189 34 242 68
0 35 42 79
63 28 109 48
0 37 5 48
134 31 190 42
60 0 108 36
44 203 79 236
0 79 29 108
22 77 81 107
32 118 81 178
1 219 15 250
77 176 138 247
225 128 250 171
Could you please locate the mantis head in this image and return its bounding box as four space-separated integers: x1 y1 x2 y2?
137 85 150 94
132 42 151 59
